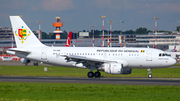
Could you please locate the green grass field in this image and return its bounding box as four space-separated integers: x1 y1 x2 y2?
0 65 180 101
0 65 180 78
0 82 179 101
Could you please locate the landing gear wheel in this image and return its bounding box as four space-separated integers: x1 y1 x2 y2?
87 72 94 78
94 72 101 78
148 74 152 78
147 68 152 78
33 61 38 66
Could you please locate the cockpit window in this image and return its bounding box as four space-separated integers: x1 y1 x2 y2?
159 53 170 57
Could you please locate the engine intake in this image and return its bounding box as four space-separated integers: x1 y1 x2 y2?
104 63 123 74
20 58 30 65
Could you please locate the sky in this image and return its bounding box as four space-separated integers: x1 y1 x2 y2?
0 0 180 34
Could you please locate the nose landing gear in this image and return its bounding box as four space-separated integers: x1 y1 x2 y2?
147 68 152 78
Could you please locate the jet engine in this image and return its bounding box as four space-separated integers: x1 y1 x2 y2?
104 63 132 74
20 58 30 65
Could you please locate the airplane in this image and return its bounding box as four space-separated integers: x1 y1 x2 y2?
165 43 177 52
164 43 180 60
7 16 176 78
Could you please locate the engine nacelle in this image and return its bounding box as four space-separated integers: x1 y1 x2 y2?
121 68 132 74
104 63 123 74
20 58 30 65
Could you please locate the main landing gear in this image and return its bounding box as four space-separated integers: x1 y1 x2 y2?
87 71 101 78
147 68 152 78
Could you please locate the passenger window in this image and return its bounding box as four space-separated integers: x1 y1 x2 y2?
159 54 161 57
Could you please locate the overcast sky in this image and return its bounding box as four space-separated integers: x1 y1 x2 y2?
0 0 180 33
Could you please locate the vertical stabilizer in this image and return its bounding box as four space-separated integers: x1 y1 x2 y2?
10 16 45 48
65 31 72 47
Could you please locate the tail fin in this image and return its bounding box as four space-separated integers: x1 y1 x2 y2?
65 31 72 47
172 43 177 52
10 16 45 48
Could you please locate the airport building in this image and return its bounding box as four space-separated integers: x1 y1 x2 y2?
0 27 179 55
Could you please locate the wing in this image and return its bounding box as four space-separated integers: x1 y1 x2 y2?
61 55 116 68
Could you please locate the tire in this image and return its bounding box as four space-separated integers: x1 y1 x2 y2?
87 72 94 78
94 72 101 78
34 62 38 66
148 74 152 78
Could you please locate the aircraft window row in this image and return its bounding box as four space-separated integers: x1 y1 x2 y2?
53 53 128 56
159 53 170 57
53 52 140 57
129 54 139 56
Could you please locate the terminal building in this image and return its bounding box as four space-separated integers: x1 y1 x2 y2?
0 27 179 55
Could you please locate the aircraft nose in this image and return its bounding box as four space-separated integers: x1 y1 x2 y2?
170 58 176 66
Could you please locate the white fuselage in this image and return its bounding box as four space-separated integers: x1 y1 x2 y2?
16 47 176 69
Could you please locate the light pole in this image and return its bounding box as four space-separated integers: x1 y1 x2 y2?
178 21 180 51
109 21 113 47
153 17 159 49
37 20 42 41
120 21 124 35
120 21 124 47
92 25 95 47
101 16 106 47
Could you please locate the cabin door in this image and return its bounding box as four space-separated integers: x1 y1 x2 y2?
41 49 47 60
146 50 152 61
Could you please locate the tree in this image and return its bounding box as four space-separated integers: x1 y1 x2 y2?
135 27 148 34
61 30 68 39
176 26 180 32
48 32 54 39
41 32 49 39
124 30 134 34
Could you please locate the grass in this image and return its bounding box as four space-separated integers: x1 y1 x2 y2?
0 65 180 78
0 82 179 101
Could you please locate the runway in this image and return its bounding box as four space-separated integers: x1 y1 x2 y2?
0 76 180 86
